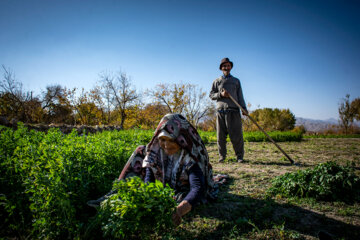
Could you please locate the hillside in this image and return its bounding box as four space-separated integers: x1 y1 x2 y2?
295 117 338 132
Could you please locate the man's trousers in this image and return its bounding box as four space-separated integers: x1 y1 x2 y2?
216 110 244 160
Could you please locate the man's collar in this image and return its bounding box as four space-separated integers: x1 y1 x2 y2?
222 74 232 78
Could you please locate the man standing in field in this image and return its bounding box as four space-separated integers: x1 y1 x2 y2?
209 57 248 163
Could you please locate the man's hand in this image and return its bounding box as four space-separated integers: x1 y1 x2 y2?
221 89 230 98
242 109 249 116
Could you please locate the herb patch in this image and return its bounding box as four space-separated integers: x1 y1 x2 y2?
267 161 360 202
96 177 176 239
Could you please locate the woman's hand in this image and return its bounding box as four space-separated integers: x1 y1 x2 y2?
172 200 192 226
172 211 182 226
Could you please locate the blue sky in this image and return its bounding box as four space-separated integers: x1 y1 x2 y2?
1 0 359 120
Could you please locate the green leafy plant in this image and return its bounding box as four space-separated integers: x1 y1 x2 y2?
304 133 360 139
267 161 360 202
0 124 152 238
96 177 176 239
0 123 44 237
244 131 302 142
199 130 303 143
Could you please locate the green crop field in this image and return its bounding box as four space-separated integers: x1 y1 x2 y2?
1 124 359 239
199 130 303 144
304 133 360 139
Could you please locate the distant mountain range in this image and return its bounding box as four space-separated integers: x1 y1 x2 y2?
295 117 360 132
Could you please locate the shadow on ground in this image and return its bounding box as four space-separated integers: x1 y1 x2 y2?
173 178 360 240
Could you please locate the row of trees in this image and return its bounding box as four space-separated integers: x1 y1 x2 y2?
0 65 213 129
0 65 297 131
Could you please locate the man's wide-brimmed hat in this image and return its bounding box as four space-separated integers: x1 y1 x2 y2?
219 57 233 70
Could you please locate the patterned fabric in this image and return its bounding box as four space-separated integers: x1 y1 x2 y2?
118 113 221 202
163 149 182 189
118 145 147 180
143 114 214 193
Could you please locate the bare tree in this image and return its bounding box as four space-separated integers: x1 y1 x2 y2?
148 83 212 128
97 83 113 124
0 65 22 95
197 102 217 131
99 70 139 129
183 84 212 128
0 65 23 120
339 94 354 134
0 65 40 123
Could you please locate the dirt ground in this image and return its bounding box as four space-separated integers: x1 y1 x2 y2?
171 138 360 240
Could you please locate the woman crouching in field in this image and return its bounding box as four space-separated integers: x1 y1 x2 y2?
88 113 221 225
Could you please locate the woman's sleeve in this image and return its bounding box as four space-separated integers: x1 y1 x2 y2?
184 163 205 206
144 167 155 183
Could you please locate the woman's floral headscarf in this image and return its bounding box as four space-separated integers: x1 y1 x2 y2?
143 113 214 191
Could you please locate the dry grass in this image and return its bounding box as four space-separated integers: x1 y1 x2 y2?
169 138 360 240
